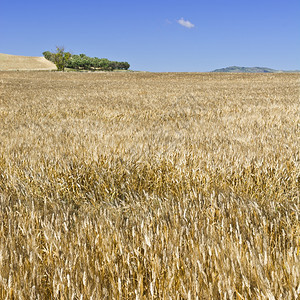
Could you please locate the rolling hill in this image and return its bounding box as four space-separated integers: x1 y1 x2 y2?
212 66 300 73
0 53 56 70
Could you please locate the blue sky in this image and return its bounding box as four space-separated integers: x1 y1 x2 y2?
1 0 299 71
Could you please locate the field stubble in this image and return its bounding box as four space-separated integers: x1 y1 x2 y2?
0 71 299 299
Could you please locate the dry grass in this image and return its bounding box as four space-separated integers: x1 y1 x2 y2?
0 71 299 299
0 53 56 71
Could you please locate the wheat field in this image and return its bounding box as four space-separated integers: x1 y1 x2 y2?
0 71 299 299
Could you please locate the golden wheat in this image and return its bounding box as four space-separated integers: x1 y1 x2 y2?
0 71 299 299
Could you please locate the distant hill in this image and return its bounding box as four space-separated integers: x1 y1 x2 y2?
212 66 300 73
0 53 56 70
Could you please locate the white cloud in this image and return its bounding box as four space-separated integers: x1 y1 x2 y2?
177 18 195 29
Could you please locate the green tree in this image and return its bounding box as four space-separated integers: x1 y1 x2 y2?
45 49 130 71
119 62 130 70
54 47 71 71
42 51 55 62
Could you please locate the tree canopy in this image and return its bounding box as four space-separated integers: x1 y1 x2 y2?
43 50 130 71
43 47 71 71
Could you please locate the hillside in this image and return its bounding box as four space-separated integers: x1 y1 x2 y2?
0 53 56 70
212 66 300 73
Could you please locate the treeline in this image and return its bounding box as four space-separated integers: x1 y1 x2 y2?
43 51 130 71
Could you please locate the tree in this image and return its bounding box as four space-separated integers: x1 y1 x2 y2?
42 51 55 62
53 47 71 71
119 62 130 70
44 49 130 71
